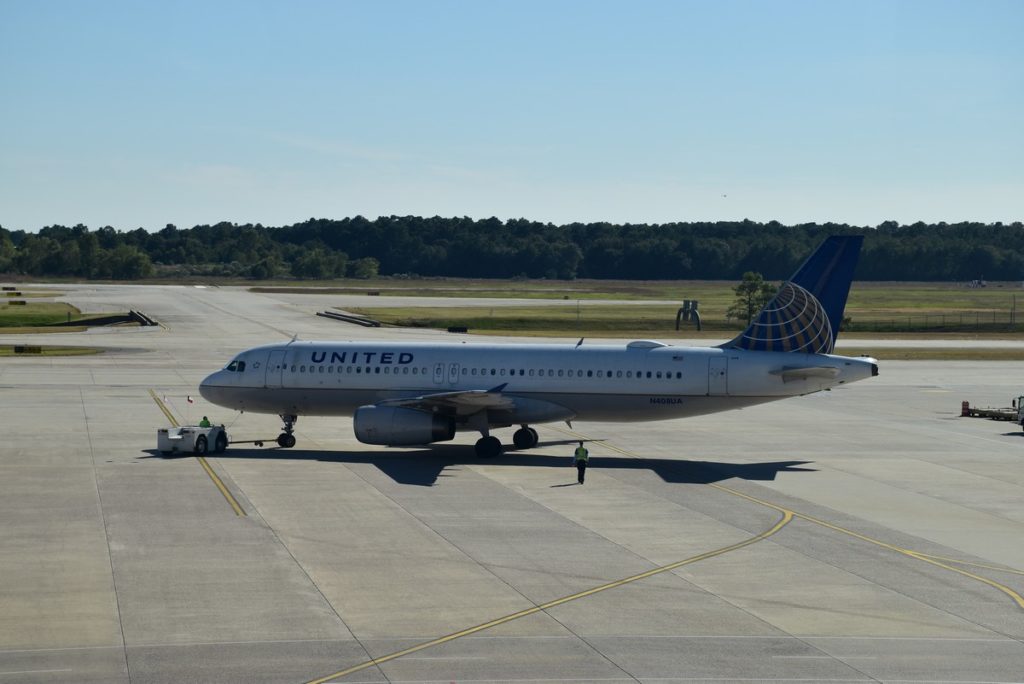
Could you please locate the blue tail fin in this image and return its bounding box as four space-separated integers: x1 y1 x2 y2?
723 235 863 354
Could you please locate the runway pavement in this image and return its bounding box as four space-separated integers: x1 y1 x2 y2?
2 283 1023 683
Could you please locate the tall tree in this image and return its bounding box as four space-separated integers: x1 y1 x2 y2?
0 231 14 272
727 271 778 325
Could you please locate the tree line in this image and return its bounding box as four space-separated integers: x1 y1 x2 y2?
1 218 1022 281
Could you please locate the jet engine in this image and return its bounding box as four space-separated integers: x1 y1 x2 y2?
353 405 455 446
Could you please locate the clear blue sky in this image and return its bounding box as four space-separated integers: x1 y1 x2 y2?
1 0 1021 231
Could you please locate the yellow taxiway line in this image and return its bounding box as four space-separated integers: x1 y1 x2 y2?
308 422 1024 682
556 425 1024 610
306 505 792 683
307 422 1024 681
148 389 246 517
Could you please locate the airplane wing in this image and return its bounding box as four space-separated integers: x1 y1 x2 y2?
375 383 514 416
771 366 841 383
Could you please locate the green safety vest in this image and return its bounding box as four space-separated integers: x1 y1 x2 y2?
574 447 589 463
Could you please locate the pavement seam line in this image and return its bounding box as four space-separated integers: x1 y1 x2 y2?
83 386 133 683
305 508 792 683
549 425 886 682
342 454 642 683
225 433 382 679
148 389 246 517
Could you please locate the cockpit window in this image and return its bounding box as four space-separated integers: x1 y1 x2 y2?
225 360 246 372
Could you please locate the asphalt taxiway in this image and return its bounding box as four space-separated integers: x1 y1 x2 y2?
1 283 1023 683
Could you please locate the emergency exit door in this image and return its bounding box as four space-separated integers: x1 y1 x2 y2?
265 350 286 389
708 357 728 396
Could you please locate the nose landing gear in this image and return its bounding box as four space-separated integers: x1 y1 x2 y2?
277 414 297 448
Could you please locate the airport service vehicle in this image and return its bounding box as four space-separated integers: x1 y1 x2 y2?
200 236 878 457
157 425 229 456
960 396 1024 429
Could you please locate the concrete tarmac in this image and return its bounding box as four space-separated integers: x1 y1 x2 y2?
1 283 1023 683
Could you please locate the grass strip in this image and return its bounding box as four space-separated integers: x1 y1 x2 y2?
834 347 1024 361
1 301 134 330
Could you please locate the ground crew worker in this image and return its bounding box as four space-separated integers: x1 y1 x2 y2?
574 441 589 484
199 416 211 428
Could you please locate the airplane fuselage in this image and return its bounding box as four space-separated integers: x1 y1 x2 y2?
198 236 876 455
200 339 877 425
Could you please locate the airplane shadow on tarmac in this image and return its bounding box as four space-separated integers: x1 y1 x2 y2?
146 441 817 487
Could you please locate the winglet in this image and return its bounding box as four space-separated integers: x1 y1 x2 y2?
488 383 508 393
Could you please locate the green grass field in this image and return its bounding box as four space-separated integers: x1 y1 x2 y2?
2 281 1020 360
349 304 725 336
346 278 1024 336
260 277 1024 333
0 301 131 333
0 301 83 327
340 279 1024 360
831 346 1024 361
255 278 1024 307
346 304 1024 360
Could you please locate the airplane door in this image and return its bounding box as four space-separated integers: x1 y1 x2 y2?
448 363 460 386
265 350 286 389
433 362 445 385
708 357 728 396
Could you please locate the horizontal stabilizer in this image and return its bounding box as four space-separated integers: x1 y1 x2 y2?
771 366 840 383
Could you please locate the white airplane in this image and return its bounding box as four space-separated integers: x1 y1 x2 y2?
200 236 877 457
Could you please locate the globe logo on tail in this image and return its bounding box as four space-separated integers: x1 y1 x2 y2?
729 282 835 354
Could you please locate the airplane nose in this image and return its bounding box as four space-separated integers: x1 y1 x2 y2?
199 371 221 404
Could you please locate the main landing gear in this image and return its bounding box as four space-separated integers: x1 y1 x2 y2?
277 414 297 448
475 425 539 458
475 435 501 459
513 425 539 449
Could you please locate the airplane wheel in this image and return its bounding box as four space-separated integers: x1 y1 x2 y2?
528 427 538 443
513 428 538 449
475 436 501 458
277 433 296 448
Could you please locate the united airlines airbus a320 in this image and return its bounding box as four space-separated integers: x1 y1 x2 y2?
200 236 877 457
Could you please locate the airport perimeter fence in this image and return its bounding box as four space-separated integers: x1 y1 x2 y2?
841 311 1022 333
683 310 1024 334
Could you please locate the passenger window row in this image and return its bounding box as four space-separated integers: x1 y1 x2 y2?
462 367 681 380
286 363 682 380
291 365 428 375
